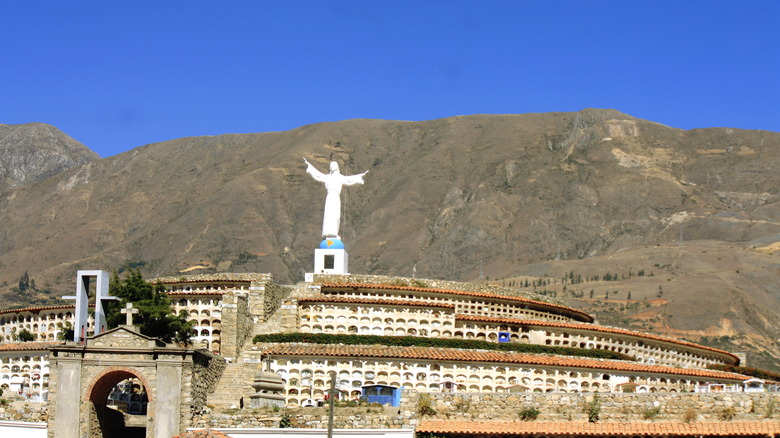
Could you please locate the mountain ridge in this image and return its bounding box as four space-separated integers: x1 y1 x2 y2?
0 122 99 190
1 109 778 368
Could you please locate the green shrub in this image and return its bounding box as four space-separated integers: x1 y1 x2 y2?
585 395 601 423
16 329 34 342
417 394 436 416
720 406 736 421
518 406 540 421
643 406 661 420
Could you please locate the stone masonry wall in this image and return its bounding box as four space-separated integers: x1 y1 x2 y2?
191 405 415 430
190 352 227 417
235 293 253 356
418 391 780 423
262 283 292 320
191 390 780 430
220 292 251 360
0 402 47 423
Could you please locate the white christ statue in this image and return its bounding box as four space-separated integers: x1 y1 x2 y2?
304 158 368 239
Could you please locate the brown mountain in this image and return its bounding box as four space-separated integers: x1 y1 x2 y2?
0 123 100 190
1 109 778 367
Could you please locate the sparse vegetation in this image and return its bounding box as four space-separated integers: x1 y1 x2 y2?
642 406 661 420
682 408 698 423
417 394 436 416
409 279 428 288
235 251 258 266
719 406 736 421
585 395 601 423
518 406 540 421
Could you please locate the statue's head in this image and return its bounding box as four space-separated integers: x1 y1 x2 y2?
329 161 339 173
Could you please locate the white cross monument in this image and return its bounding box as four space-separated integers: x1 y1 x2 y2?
120 302 139 328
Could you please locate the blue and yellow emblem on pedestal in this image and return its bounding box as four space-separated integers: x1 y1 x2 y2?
319 238 345 249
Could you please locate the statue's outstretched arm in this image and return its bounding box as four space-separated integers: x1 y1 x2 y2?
303 157 328 182
342 169 368 186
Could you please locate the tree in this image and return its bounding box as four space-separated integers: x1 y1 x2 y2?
57 322 74 341
106 269 193 345
18 271 30 292
16 328 35 342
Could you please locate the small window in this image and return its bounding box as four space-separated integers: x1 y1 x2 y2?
324 255 335 269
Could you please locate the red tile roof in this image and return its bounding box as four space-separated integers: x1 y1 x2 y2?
167 290 225 296
261 344 747 382
171 429 231 438
456 314 739 363
298 296 455 309
318 283 594 322
0 342 62 351
0 305 77 316
417 420 780 436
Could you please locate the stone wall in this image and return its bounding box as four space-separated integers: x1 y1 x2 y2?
0 402 47 423
418 391 780 423
262 283 292 320
220 292 251 360
190 390 780 430
191 405 415 430
235 293 253 356
189 351 227 418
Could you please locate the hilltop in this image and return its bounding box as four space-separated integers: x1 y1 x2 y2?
0 109 778 366
0 123 99 190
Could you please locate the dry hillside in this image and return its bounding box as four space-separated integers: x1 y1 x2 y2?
0 109 778 367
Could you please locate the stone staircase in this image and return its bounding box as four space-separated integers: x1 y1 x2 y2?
207 283 312 408
207 361 251 408
207 298 291 407
252 310 285 336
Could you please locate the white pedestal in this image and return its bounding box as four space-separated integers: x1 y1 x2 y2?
313 248 349 275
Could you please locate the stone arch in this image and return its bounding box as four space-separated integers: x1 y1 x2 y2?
85 367 152 438
85 366 153 403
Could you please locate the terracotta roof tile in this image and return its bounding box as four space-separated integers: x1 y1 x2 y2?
298 296 455 309
171 429 231 438
319 283 594 322
0 342 62 351
456 314 739 363
261 344 747 382
166 290 225 296
417 420 780 435
0 305 77 316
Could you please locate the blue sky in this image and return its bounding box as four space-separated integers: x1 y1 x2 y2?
2 1 778 158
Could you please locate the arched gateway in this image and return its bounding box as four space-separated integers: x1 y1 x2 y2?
47 325 225 438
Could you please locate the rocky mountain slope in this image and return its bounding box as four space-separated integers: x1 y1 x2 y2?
495 240 780 371
1 109 778 367
0 123 100 190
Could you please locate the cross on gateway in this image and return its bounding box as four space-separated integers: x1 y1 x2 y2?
121 303 139 326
